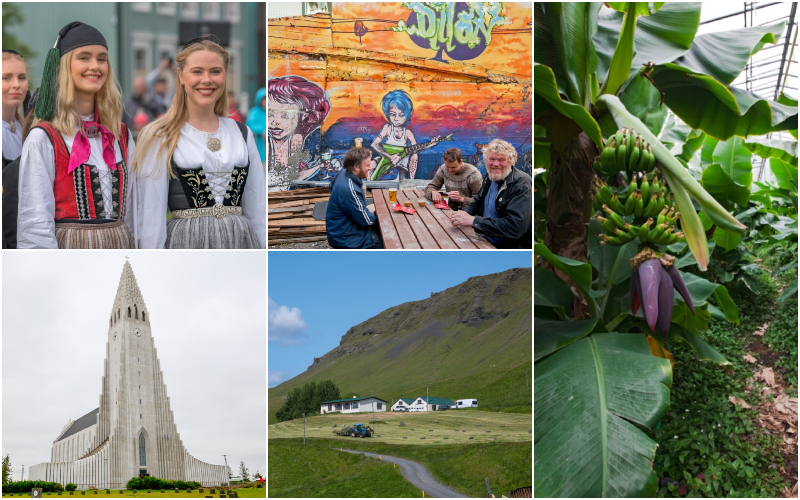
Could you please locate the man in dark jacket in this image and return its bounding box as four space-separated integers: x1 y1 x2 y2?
326 147 380 249
123 77 164 130
450 139 532 249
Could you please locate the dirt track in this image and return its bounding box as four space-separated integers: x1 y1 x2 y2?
335 448 469 498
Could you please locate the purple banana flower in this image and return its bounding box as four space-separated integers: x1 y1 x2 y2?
666 265 695 315
638 258 662 332
657 269 674 338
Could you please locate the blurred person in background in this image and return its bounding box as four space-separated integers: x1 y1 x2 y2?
123 76 164 130
130 36 265 249
228 89 244 122
2 50 27 167
17 21 135 249
147 56 174 111
2 49 30 249
247 87 266 164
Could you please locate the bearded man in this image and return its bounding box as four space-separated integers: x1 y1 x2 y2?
449 139 532 249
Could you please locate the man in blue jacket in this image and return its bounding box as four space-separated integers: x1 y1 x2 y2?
326 147 380 248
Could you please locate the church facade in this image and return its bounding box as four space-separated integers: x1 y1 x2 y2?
28 262 227 489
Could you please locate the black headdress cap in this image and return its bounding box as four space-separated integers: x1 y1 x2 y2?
182 34 223 51
2 49 21 56
35 22 107 121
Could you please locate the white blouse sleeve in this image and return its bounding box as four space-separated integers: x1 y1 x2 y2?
17 128 58 249
129 139 169 249
243 126 266 248
123 127 137 236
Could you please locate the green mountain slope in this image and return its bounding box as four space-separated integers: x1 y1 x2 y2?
269 268 532 417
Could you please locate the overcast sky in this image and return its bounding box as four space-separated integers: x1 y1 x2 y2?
268 251 533 388
2 251 266 482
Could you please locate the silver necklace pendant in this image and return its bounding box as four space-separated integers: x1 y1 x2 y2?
206 137 222 152
9 121 16 133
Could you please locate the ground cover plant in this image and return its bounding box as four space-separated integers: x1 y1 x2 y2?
535 2 798 497
269 437 531 498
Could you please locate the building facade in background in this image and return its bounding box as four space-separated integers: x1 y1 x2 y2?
28 262 227 489
3 2 264 113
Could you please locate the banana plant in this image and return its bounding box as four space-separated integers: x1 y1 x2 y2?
535 2 797 497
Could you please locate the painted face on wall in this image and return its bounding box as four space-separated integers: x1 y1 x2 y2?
388 104 406 128
268 99 301 141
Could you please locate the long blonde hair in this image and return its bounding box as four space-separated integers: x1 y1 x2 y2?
132 40 229 179
29 49 122 142
2 51 28 123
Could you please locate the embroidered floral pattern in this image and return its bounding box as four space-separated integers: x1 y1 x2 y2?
227 167 248 206
180 168 212 207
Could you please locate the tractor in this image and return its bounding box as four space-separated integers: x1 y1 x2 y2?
333 423 373 437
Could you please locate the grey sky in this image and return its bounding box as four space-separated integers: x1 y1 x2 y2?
2 251 266 482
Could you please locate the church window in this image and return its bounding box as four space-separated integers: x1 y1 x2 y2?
128 307 131 317
140 399 142 404
117 309 120 319
140 414 142 419
139 433 146 465
135 305 138 319
142 312 146 322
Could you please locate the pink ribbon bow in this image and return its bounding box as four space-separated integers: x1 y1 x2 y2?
68 111 117 174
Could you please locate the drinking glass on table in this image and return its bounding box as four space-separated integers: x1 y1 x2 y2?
389 188 398 203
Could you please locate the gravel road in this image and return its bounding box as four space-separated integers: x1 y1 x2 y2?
335 448 469 498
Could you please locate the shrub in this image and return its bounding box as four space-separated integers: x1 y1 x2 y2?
65 484 77 492
3 481 64 493
125 476 199 491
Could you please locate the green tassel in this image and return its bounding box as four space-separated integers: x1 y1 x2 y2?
34 47 61 121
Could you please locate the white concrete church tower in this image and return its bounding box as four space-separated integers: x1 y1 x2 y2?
29 262 227 489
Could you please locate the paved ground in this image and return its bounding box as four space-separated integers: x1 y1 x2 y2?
334 448 469 498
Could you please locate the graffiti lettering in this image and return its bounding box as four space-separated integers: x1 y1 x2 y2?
394 2 507 51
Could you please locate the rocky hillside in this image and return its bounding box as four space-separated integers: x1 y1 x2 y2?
269 268 532 413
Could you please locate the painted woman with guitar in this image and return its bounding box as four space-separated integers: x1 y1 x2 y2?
368 89 455 181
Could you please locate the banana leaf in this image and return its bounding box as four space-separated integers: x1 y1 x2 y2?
534 3 601 107
777 279 798 303
534 318 599 361
743 138 798 168
701 163 750 210
777 93 799 139
594 3 701 81
653 67 798 140
534 267 575 319
712 137 753 189
534 63 603 149
534 332 672 497
680 270 740 324
669 323 732 373
770 158 799 194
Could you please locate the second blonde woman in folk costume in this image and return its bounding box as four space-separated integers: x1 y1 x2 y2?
2 49 30 248
17 22 135 249
130 36 266 249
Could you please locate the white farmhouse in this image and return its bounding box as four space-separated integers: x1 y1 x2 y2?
409 396 455 411
320 396 387 414
391 398 415 411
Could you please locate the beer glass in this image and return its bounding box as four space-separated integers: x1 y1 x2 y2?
388 188 398 203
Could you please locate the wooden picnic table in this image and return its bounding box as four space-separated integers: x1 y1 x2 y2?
372 188 495 249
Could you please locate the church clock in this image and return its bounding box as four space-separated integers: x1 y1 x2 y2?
135 328 142 337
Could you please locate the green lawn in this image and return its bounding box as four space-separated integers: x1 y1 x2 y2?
270 437 532 498
269 440 422 498
270 409 532 445
3 488 265 498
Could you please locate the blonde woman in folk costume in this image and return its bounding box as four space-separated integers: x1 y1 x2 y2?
17 22 135 249
2 50 27 168
130 36 266 249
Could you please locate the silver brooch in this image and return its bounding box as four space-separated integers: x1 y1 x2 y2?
9 121 16 133
86 126 99 138
206 138 222 152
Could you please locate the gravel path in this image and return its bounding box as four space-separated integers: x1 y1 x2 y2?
335 448 469 498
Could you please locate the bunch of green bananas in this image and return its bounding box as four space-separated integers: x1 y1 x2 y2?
594 127 656 176
592 172 684 246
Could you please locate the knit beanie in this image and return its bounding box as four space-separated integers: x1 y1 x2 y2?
34 22 108 121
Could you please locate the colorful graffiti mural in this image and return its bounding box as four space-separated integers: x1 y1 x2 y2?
268 2 532 190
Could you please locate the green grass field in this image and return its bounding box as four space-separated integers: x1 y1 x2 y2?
2 488 265 498
270 438 531 498
268 440 422 498
269 410 532 445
